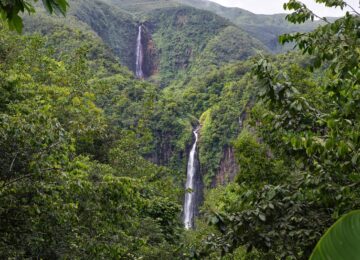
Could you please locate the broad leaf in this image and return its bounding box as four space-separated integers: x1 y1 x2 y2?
310 210 360 260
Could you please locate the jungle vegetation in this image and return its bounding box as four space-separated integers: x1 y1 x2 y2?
0 0 359 258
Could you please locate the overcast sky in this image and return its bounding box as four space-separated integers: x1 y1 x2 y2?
208 0 360 16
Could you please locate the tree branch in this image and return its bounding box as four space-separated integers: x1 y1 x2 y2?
8 152 18 173
0 174 33 190
345 2 360 16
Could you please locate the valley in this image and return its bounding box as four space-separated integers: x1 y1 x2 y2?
0 0 359 259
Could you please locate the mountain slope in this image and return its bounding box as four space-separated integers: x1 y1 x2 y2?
175 0 322 52
143 6 265 85
25 0 317 83
74 0 138 71
59 0 266 86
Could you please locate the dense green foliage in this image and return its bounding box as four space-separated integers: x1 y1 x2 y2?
0 23 184 258
74 0 138 71
145 7 264 86
190 1 360 258
0 0 359 258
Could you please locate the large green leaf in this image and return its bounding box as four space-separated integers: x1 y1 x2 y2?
310 210 360 260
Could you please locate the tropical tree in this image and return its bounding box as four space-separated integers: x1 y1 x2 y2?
0 0 68 32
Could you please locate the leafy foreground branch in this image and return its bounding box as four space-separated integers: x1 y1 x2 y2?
0 0 68 32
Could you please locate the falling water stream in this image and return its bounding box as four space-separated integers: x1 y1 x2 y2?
135 25 144 78
184 127 200 229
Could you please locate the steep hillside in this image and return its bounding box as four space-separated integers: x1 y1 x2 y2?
189 25 263 75
24 0 324 79
175 0 322 52
74 0 138 71
143 6 265 85
82 1 267 85
26 0 266 86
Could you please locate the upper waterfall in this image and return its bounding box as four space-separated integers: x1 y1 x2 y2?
184 127 200 229
135 25 144 78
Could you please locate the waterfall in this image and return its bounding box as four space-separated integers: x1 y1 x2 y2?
135 25 144 78
184 127 200 229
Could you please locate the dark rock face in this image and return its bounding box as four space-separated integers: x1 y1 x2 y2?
141 24 158 78
213 146 239 186
193 152 204 220
193 128 204 222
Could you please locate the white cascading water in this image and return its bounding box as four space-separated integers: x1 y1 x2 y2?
184 127 200 229
135 25 144 78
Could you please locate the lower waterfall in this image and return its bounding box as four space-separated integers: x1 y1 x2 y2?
135 25 144 78
184 127 200 229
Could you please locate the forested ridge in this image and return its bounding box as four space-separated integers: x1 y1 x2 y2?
0 0 359 259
